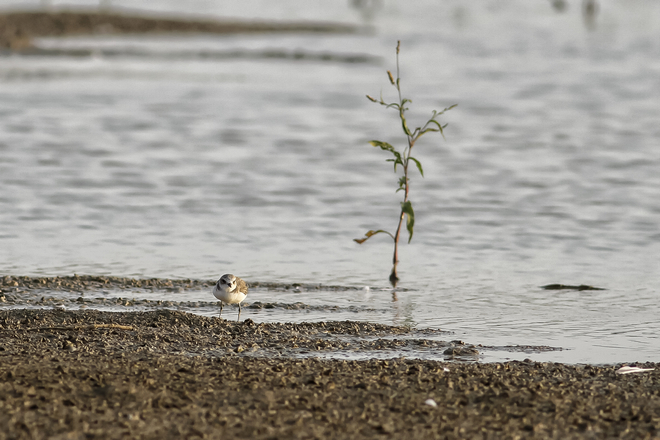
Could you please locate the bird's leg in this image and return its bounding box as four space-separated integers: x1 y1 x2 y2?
237 303 241 322
219 301 224 318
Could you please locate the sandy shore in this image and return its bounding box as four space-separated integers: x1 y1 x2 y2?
0 308 658 439
0 10 357 50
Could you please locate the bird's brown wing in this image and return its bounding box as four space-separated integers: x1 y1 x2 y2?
237 278 248 296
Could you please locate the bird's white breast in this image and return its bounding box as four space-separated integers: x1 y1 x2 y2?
213 285 247 304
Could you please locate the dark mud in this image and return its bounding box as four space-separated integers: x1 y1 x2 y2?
0 307 474 361
1 274 215 294
1 309 659 439
0 10 357 50
0 274 364 294
0 275 385 315
0 274 391 315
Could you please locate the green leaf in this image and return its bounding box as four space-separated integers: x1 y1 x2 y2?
400 113 412 136
354 229 394 244
371 141 403 171
415 105 457 139
425 119 446 139
418 127 439 136
427 119 444 130
400 201 415 243
369 140 395 153
396 175 407 192
386 158 403 172
409 157 424 177
433 104 458 116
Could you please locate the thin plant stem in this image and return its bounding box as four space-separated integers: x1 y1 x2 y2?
355 40 455 288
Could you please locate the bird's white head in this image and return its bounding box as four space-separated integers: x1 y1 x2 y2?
217 274 237 293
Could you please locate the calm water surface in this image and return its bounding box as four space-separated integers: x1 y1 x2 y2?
1 0 660 363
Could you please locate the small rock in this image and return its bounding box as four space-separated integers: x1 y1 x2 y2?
616 366 655 375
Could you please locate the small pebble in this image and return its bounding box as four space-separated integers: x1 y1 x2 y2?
616 366 655 375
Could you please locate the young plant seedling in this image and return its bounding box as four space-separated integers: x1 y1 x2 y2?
354 41 456 287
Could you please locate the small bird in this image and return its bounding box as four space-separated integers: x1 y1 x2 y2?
212 274 248 321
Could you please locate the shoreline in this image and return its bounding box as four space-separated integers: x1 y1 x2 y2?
0 274 634 365
0 10 358 50
0 309 658 439
0 274 363 293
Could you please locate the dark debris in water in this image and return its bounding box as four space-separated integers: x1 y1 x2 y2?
0 309 658 440
541 284 606 291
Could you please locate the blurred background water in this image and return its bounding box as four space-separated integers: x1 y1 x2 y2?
1 0 659 363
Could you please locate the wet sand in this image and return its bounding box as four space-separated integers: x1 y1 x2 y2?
1 307 658 439
0 10 357 50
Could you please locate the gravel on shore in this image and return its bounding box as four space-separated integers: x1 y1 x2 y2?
0 309 658 440
1 274 215 293
0 274 361 294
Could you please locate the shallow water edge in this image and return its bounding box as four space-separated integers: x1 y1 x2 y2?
1 275 561 362
0 276 641 364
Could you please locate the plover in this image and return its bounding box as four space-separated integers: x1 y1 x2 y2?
212 274 248 321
